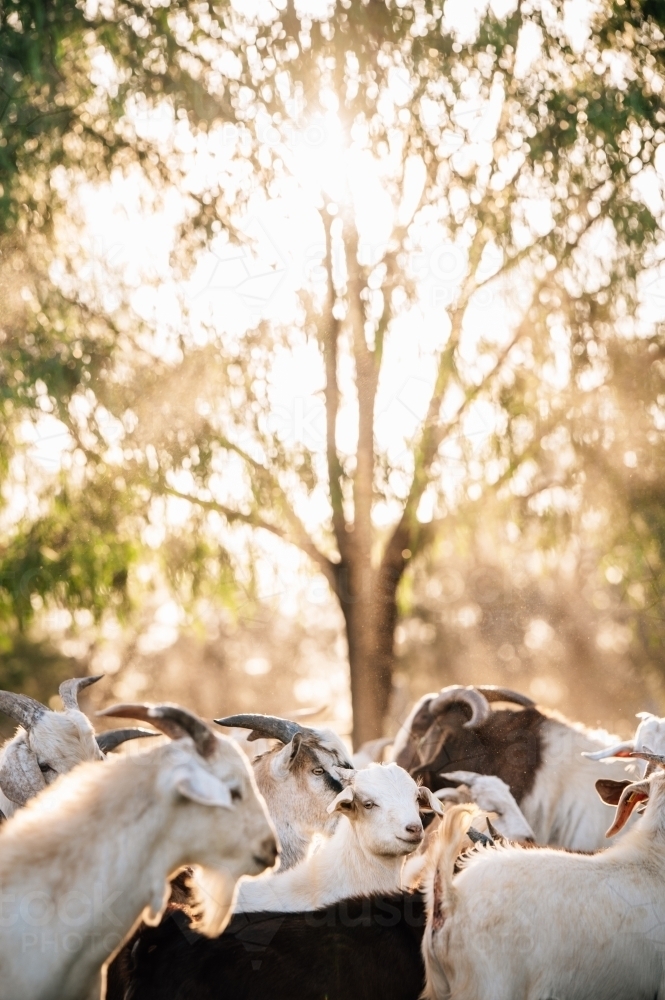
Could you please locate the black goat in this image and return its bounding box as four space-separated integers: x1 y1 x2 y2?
108 891 426 1000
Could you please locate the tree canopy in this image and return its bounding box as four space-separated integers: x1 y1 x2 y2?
2 0 665 740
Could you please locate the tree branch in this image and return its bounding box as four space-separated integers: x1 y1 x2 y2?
163 486 340 592
321 212 349 558
341 210 377 577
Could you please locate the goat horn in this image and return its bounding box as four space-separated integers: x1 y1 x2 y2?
98 704 217 759
474 686 535 709
582 740 635 761
629 746 665 768
59 675 103 711
98 703 183 739
428 686 490 729
466 826 494 848
0 691 49 729
95 727 159 753
485 818 508 845
214 714 304 744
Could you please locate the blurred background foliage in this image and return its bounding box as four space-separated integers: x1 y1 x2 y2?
1 0 665 739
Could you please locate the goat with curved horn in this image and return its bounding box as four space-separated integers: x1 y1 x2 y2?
474 686 535 708
96 728 159 754
59 675 103 711
99 704 217 759
215 714 304 744
428 686 491 729
0 692 49 730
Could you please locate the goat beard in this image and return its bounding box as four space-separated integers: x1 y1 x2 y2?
186 864 238 937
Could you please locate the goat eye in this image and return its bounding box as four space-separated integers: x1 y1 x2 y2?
312 767 324 775
230 787 242 803
363 801 375 810
38 762 54 775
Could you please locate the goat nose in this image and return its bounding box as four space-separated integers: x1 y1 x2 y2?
405 823 422 835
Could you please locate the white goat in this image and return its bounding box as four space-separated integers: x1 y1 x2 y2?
215 713 354 869
0 702 276 1000
402 771 534 890
583 710 665 775
434 771 535 842
422 748 665 1000
236 762 443 913
0 677 156 818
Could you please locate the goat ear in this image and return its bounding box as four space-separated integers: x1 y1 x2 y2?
443 770 479 786
174 764 234 809
287 732 304 768
0 740 45 806
595 778 633 806
327 785 355 815
606 780 650 838
271 734 304 778
417 785 444 816
434 787 463 804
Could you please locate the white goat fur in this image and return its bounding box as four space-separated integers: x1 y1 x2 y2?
518 715 642 850
434 771 535 842
237 763 442 913
250 727 353 870
402 772 534 890
0 731 275 1000
422 782 665 1000
582 711 665 773
0 710 103 819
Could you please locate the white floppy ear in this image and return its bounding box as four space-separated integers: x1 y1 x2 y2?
327 785 355 815
418 785 444 816
434 787 465 804
174 763 234 809
444 770 479 786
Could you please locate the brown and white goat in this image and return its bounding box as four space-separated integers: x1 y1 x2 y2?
392 684 642 851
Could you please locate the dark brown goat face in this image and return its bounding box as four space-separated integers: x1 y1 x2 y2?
395 705 545 805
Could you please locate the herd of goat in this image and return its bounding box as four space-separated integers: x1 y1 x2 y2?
0 678 663 999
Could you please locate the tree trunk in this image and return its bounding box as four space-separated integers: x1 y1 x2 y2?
340 565 400 748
